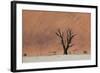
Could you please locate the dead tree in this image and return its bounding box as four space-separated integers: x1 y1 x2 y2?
56 28 76 55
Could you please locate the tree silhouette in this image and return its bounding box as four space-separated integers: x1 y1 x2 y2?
56 28 76 55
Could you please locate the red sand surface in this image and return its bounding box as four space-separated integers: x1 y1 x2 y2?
22 10 91 56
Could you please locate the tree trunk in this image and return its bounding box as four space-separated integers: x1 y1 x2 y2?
64 49 68 55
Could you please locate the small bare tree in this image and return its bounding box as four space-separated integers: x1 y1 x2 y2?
56 28 76 55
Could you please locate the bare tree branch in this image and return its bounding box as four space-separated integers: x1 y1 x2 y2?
55 29 65 49
55 28 76 55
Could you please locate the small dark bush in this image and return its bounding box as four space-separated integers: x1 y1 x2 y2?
24 53 27 56
83 51 87 54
